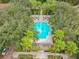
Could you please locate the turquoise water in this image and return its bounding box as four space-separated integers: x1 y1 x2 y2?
33 21 51 39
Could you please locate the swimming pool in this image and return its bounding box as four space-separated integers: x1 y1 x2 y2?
33 21 51 39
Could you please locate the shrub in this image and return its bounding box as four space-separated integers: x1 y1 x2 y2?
54 29 64 39
65 41 78 55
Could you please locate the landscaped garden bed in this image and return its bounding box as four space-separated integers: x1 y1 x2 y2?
0 0 79 59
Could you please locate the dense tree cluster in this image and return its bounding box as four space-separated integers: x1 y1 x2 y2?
0 0 33 53
0 0 79 59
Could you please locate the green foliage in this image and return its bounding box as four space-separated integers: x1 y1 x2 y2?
48 1 79 57
37 0 47 3
0 1 33 53
42 0 56 14
0 0 78 57
48 56 61 59
49 1 79 37
48 29 78 56
48 2 79 56
18 54 26 58
29 0 42 7
0 0 10 3
29 0 55 8
65 41 78 55
54 29 64 39
29 0 55 14
32 46 40 51
16 30 40 52
77 51 79 59
53 38 65 52
51 30 65 52
18 54 32 59
56 0 79 5
48 38 65 53
19 30 34 51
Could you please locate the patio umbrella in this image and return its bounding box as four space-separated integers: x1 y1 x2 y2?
33 21 51 39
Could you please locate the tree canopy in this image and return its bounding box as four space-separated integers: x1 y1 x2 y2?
0 0 79 58
0 0 33 53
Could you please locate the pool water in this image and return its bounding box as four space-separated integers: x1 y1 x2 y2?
33 21 51 40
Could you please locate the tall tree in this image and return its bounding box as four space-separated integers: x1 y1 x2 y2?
0 0 33 53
